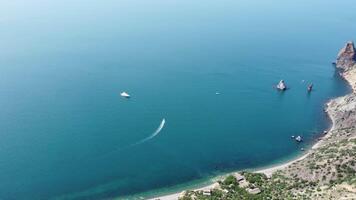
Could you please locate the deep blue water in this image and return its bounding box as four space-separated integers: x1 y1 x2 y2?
0 0 355 199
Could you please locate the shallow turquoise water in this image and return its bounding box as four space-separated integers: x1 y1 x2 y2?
0 0 355 199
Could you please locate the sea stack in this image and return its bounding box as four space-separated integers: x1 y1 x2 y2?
276 80 287 91
336 41 356 71
307 83 313 92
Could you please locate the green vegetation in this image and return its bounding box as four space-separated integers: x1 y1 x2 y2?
179 136 356 200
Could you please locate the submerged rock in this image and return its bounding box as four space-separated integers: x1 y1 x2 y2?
336 41 356 70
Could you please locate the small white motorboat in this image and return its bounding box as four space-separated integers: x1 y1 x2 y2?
120 92 130 98
295 136 303 142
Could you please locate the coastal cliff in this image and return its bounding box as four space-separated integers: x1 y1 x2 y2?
173 42 356 200
337 41 356 91
336 41 356 71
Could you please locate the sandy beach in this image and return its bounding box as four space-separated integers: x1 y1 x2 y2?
150 148 316 200
150 122 337 200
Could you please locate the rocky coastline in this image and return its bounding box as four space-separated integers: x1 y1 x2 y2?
151 42 356 200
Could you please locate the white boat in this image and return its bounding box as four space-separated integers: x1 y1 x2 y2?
276 80 287 90
120 92 130 98
295 136 303 142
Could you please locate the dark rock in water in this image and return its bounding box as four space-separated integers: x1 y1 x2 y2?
307 83 313 92
336 41 356 71
276 80 287 91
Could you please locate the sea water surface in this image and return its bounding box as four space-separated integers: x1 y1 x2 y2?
0 0 356 199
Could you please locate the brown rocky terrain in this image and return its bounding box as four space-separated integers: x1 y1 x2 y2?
336 41 356 70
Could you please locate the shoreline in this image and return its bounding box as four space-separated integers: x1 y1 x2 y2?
149 150 314 199
150 67 355 200
149 154 310 200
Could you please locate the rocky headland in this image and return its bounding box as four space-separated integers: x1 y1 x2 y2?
154 42 356 200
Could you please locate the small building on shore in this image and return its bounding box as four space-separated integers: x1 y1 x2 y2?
247 187 261 194
202 189 211 196
233 173 245 182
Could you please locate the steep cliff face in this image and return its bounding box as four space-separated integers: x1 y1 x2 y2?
336 41 356 70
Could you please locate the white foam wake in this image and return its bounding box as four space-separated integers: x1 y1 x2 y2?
133 118 165 145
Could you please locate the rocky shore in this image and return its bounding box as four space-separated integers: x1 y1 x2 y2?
152 42 356 200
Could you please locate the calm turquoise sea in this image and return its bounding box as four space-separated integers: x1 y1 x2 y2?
0 0 355 199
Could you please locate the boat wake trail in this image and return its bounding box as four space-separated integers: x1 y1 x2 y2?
132 118 166 146
101 118 166 158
